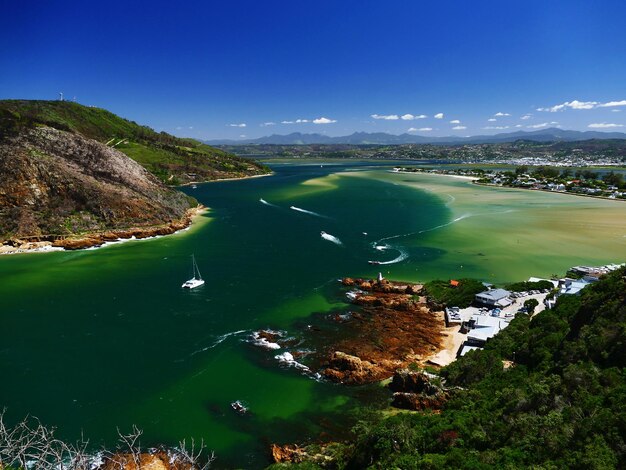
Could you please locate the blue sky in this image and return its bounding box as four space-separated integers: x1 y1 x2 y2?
2 0 625 139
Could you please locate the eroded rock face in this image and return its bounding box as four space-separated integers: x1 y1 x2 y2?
0 127 193 242
391 391 448 411
322 351 387 384
98 450 196 470
270 443 307 464
388 369 449 411
389 369 439 395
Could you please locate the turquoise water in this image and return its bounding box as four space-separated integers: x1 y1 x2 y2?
1 162 624 468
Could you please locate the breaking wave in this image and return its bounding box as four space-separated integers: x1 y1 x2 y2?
248 330 282 350
274 352 310 371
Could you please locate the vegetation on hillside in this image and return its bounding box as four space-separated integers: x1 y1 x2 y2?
0 100 270 184
423 278 486 308
277 267 626 469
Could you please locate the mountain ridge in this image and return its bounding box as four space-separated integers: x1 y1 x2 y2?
205 128 626 146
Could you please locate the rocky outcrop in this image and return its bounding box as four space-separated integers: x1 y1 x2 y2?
271 443 308 464
389 369 449 411
322 351 391 384
389 369 440 395
315 278 443 385
391 391 448 411
0 126 195 244
97 450 198 470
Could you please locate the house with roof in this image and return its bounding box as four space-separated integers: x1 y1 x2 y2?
475 288 512 307
466 314 508 345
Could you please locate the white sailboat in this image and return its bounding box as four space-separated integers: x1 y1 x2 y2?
182 254 205 289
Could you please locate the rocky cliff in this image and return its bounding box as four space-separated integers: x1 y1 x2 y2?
0 126 195 245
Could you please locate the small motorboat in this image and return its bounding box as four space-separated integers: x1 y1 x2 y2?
230 400 248 414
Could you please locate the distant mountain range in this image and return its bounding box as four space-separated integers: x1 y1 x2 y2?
205 128 626 146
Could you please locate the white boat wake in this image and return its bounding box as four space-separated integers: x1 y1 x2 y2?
290 206 327 218
375 213 473 245
259 198 277 207
320 231 343 245
368 246 409 265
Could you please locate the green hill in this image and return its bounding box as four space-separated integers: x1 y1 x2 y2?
0 99 269 184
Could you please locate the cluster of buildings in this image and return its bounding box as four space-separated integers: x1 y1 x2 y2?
446 263 625 357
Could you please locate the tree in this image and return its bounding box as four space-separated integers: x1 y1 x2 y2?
602 171 623 187
524 298 539 314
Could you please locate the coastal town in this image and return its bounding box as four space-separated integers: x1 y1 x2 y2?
434 263 625 363
395 166 626 200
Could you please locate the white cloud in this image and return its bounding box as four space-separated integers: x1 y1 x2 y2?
401 113 427 120
434 113 444 119
612 109 621 112
537 100 598 112
598 100 626 107
520 114 532 120
281 120 294 124
449 119 461 124
409 127 433 132
313 117 337 124
494 112 510 116
588 123 624 128
527 122 549 128
295 119 309 123
239 135 246 138
371 114 399 120
483 126 510 130
229 123 247 128
487 118 497 122
514 124 523 128
175 126 183 130
452 125 467 130
261 122 276 126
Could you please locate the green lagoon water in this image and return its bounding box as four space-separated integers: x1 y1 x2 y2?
1 162 625 468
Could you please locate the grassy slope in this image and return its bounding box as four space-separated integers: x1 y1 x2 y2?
0 100 270 184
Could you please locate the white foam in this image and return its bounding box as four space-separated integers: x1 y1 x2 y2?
249 331 282 350
346 289 365 300
191 329 248 356
321 231 343 245
290 206 327 218
274 352 310 371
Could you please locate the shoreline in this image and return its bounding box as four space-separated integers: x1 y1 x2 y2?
474 180 626 202
0 205 208 256
179 171 274 186
396 169 625 202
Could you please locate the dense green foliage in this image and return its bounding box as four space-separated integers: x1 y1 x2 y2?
424 278 486 308
0 100 269 184
505 279 554 292
281 268 626 469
